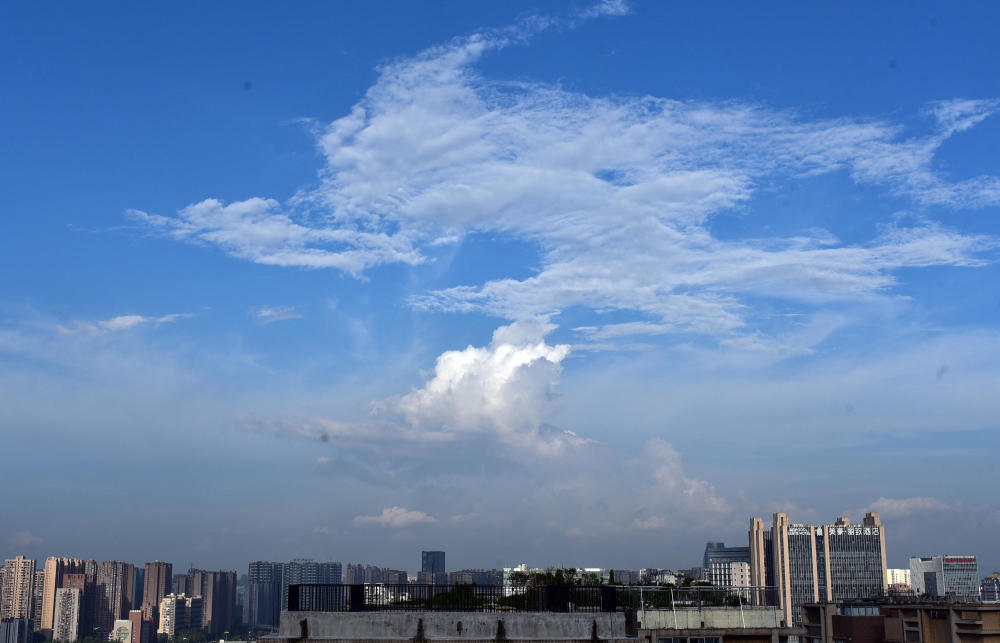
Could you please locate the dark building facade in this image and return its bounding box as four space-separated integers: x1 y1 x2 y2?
141 562 172 631
421 552 445 575
279 561 342 614
247 562 283 631
704 542 751 569
0 618 33 643
95 561 134 634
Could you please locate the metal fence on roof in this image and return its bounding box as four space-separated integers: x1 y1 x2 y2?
286 584 779 613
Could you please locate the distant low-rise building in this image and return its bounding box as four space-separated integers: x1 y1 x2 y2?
710 561 752 589
983 573 1000 603
909 555 980 601
886 568 911 587
640 569 678 585
448 569 502 586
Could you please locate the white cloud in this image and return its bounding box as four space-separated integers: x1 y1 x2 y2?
578 0 632 19
58 312 194 335
131 15 997 347
643 438 730 514
449 512 478 523
254 306 302 324
631 516 666 530
311 526 337 535
387 320 583 455
353 506 438 528
128 198 423 278
7 530 43 547
869 496 947 517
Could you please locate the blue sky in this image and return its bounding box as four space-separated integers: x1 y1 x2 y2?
3 0 1000 574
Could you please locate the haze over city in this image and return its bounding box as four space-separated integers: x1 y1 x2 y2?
3 0 1000 575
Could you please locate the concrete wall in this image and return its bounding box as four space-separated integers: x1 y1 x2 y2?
637 607 784 629
276 611 626 641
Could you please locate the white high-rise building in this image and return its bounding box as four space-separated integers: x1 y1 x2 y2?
0 557 37 621
53 588 81 642
709 560 751 588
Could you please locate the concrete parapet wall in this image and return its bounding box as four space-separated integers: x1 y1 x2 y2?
637 607 784 629
275 611 627 641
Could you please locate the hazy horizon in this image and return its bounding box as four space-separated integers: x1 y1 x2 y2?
3 1 999 575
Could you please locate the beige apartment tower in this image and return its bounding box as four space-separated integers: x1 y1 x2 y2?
40 557 94 632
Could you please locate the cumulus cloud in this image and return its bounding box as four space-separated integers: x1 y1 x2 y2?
256 320 589 456
58 312 194 335
254 306 302 324
644 439 730 514
353 506 438 528
869 496 947 517
388 320 583 455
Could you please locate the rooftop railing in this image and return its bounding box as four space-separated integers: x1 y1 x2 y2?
286 584 779 613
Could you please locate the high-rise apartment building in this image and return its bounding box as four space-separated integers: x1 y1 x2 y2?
61 572 97 637
703 542 751 570
175 570 236 635
140 562 172 631
40 558 93 633
749 512 887 626
95 561 134 633
343 564 364 585
127 609 151 643
421 552 445 575
0 557 36 622
982 573 1000 603
156 594 202 638
131 568 144 611
31 570 44 632
279 561 341 612
53 588 81 642
247 562 283 631
421 552 446 585
0 617 33 643
909 555 980 601
383 570 408 585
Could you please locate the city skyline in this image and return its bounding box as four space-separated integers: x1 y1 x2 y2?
3 0 1000 573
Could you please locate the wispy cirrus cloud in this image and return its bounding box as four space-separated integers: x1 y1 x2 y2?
130 13 998 348
58 312 194 335
869 496 947 517
7 530 43 547
353 506 438 528
254 306 302 324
